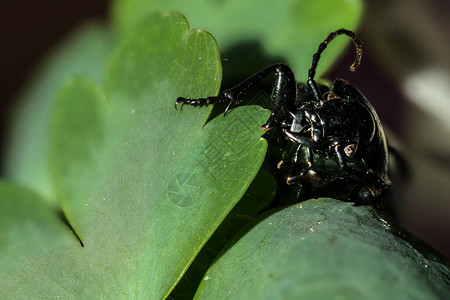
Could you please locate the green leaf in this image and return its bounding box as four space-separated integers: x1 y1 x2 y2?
170 168 277 299
112 0 363 80
1 13 269 299
4 22 112 204
195 198 450 299
0 181 80 298
0 180 76 253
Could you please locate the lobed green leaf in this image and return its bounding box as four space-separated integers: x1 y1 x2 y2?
1 13 269 299
195 198 450 299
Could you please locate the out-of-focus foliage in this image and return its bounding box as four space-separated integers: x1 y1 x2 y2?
4 24 112 204
113 0 362 80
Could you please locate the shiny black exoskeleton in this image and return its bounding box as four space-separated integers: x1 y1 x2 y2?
176 29 391 206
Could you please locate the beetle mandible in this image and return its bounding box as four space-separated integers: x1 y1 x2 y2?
175 29 391 207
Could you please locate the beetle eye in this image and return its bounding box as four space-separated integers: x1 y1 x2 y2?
326 92 339 100
344 144 357 157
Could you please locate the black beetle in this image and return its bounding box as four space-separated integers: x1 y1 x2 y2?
176 29 391 207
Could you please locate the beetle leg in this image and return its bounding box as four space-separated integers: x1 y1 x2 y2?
286 174 302 185
283 130 316 147
176 64 297 122
222 64 297 120
175 96 226 109
278 143 303 169
261 111 275 130
331 142 346 168
284 146 313 185
304 146 313 170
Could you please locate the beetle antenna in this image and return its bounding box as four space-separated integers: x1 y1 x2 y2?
307 29 363 101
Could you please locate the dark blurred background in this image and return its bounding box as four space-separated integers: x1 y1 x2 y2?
1 0 449 257
0 0 110 161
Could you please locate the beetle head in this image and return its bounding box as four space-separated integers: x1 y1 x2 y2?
286 105 324 144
